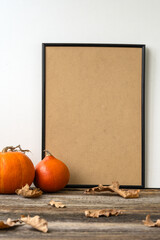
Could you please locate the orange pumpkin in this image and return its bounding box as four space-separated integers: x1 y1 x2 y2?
0 145 35 193
34 150 70 192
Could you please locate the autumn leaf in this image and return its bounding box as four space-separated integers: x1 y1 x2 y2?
143 215 160 227
84 181 140 198
49 200 66 208
85 209 123 218
21 215 48 233
0 221 10 229
0 218 22 230
0 216 48 232
15 184 43 198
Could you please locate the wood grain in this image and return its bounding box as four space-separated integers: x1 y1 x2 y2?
0 189 160 239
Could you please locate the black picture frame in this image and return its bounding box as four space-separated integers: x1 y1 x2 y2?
42 43 145 189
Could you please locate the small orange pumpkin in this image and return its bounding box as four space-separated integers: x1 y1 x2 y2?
34 150 70 192
0 145 35 193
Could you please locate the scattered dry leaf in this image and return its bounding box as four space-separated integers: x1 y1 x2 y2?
143 215 160 227
21 215 48 233
49 200 66 208
6 218 23 227
0 218 22 230
85 209 123 218
0 221 10 229
84 181 140 198
15 184 43 198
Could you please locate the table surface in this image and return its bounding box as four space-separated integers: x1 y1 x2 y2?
0 189 160 240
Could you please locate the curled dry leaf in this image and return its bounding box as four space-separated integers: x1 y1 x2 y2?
84 181 140 198
143 215 160 227
6 218 23 227
15 184 43 198
85 209 123 218
21 215 48 233
0 221 10 229
49 200 66 208
0 218 22 230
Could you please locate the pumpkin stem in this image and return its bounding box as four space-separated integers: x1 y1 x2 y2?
2 145 30 154
43 150 53 157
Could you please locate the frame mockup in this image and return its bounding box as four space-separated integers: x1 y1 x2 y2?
42 43 145 188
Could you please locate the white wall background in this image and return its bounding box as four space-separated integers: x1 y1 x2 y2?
0 0 160 187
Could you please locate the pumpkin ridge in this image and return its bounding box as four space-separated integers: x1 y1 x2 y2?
17 153 23 188
51 162 56 192
0 155 5 193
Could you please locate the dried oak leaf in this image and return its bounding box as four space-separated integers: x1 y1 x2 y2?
49 200 66 208
0 218 22 229
15 184 43 198
84 181 140 198
21 215 48 233
143 215 160 227
85 209 123 218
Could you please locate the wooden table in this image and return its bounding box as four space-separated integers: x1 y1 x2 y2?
0 189 160 239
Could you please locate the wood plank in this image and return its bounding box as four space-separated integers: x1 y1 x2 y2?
0 189 160 239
